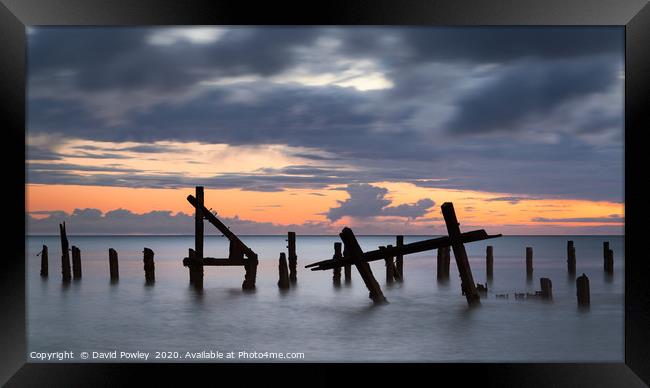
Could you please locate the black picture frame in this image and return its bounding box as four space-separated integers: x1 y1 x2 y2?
1 0 649 386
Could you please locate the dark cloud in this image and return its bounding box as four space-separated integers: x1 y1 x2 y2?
26 27 625 204
326 184 434 221
445 56 620 135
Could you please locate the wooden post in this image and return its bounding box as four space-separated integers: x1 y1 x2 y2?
395 235 404 281
540 277 552 299
332 242 342 285
576 273 590 307
288 232 297 284
39 245 48 277
143 248 155 284
526 247 533 280
109 248 119 281
441 202 480 305
71 246 82 279
340 228 387 304
567 241 576 274
242 254 258 290
381 245 396 284
59 222 71 282
604 242 614 274
437 246 450 280
344 264 352 284
188 249 203 289
486 245 493 280
278 252 290 289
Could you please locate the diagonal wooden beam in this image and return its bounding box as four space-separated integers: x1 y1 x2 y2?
441 202 480 306
339 227 387 304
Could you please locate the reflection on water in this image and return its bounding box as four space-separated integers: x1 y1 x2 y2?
27 235 623 362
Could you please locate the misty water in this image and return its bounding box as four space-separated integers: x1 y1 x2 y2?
26 235 624 362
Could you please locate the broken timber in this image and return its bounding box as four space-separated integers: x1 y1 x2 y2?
183 186 258 291
59 222 71 282
306 202 500 306
339 227 387 304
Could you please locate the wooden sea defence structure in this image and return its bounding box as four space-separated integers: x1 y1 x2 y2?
567 240 576 274
183 186 259 291
603 242 614 274
39 245 48 277
540 277 552 300
143 248 155 284
287 232 298 284
307 202 501 306
525 247 533 280
109 248 119 281
71 246 82 279
332 242 342 285
59 222 71 282
437 246 450 280
576 273 590 307
395 235 404 281
278 253 290 289
380 245 397 284
486 245 493 280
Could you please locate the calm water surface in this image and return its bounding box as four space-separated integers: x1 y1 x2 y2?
27 235 624 362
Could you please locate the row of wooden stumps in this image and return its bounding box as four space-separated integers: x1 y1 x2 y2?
277 232 298 290
43 222 154 283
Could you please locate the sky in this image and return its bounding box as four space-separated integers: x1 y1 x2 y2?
26 27 624 235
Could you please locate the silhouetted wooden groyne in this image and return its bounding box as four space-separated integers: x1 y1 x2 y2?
567 241 576 274
395 235 404 281
525 247 533 280
143 248 155 284
437 246 450 280
183 186 258 291
486 245 493 280
380 245 397 284
39 245 48 277
287 232 297 284
307 202 501 306
109 248 119 281
59 222 71 282
332 242 342 285
577 273 590 307
71 246 82 279
278 252 290 290
603 242 614 274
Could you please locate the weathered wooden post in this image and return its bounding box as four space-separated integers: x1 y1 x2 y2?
242 253 258 290
340 228 387 304
39 245 48 277
59 222 71 282
441 202 480 305
604 242 614 274
540 277 552 300
109 248 119 281
344 264 352 283
71 246 82 279
188 249 204 289
288 232 297 284
437 247 447 280
381 245 397 284
567 241 576 274
395 235 404 281
143 247 155 284
278 252 290 289
486 245 494 280
332 242 342 285
526 247 533 280
576 273 590 307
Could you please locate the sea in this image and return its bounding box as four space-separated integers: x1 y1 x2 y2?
26 235 624 362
